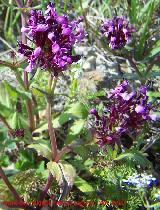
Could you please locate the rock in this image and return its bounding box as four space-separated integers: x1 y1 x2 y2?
0 66 17 87
83 56 96 71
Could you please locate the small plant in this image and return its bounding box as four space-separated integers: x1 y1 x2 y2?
0 1 159 210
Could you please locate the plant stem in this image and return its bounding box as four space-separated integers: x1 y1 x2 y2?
146 57 158 75
47 75 58 161
0 59 15 68
32 94 40 126
0 166 34 210
127 56 143 78
37 75 58 203
16 0 35 132
0 166 22 201
12 67 26 89
55 146 71 162
38 74 72 203
37 172 53 203
0 114 14 135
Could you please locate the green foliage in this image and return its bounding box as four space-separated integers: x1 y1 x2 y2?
66 119 85 144
47 161 76 187
0 1 159 209
28 139 52 160
136 0 155 60
0 169 50 202
114 150 152 169
4 80 32 100
74 176 94 194
90 155 143 209
66 102 88 119
15 149 38 170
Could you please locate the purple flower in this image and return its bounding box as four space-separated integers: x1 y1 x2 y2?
108 80 129 98
149 114 159 121
89 108 99 116
89 81 157 146
135 105 145 114
18 2 85 76
101 16 135 49
9 128 25 138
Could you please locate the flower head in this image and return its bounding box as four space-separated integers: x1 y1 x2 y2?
101 16 135 49
89 81 158 146
18 2 85 76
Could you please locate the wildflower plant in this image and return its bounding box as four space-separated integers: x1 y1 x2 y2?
0 1 159 210
89 80 158 146
0 1 86 208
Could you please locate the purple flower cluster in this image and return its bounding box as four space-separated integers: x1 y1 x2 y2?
10 128 24 138
90 80 158 146
18 2 85 76
101 16 135 49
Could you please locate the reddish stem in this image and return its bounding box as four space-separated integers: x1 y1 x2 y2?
0 166 22 201
16 0 35 132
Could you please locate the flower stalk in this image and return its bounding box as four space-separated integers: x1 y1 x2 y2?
47 75 58 161
16 0 35 132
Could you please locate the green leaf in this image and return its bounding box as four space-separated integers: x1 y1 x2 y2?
47 161 76 186
130 0 137 23
74 176 94 193
33 123 48 134
28 139 52 160
66 102 88 119
138 0 154 20
36 161 45 173
113 144 119 159
68 119 85 136
0 103 13 118
0 82 12 108
47 161 63 184
72 145 89 160
84 158 94 167
59 161 77 186
66 119 85 144
114 151 151 168
136 1 154 59
10 112 19 129
147 46 160 60
147 91 160 98
0 154 10 167
53 113 73 128
4 81 32 100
